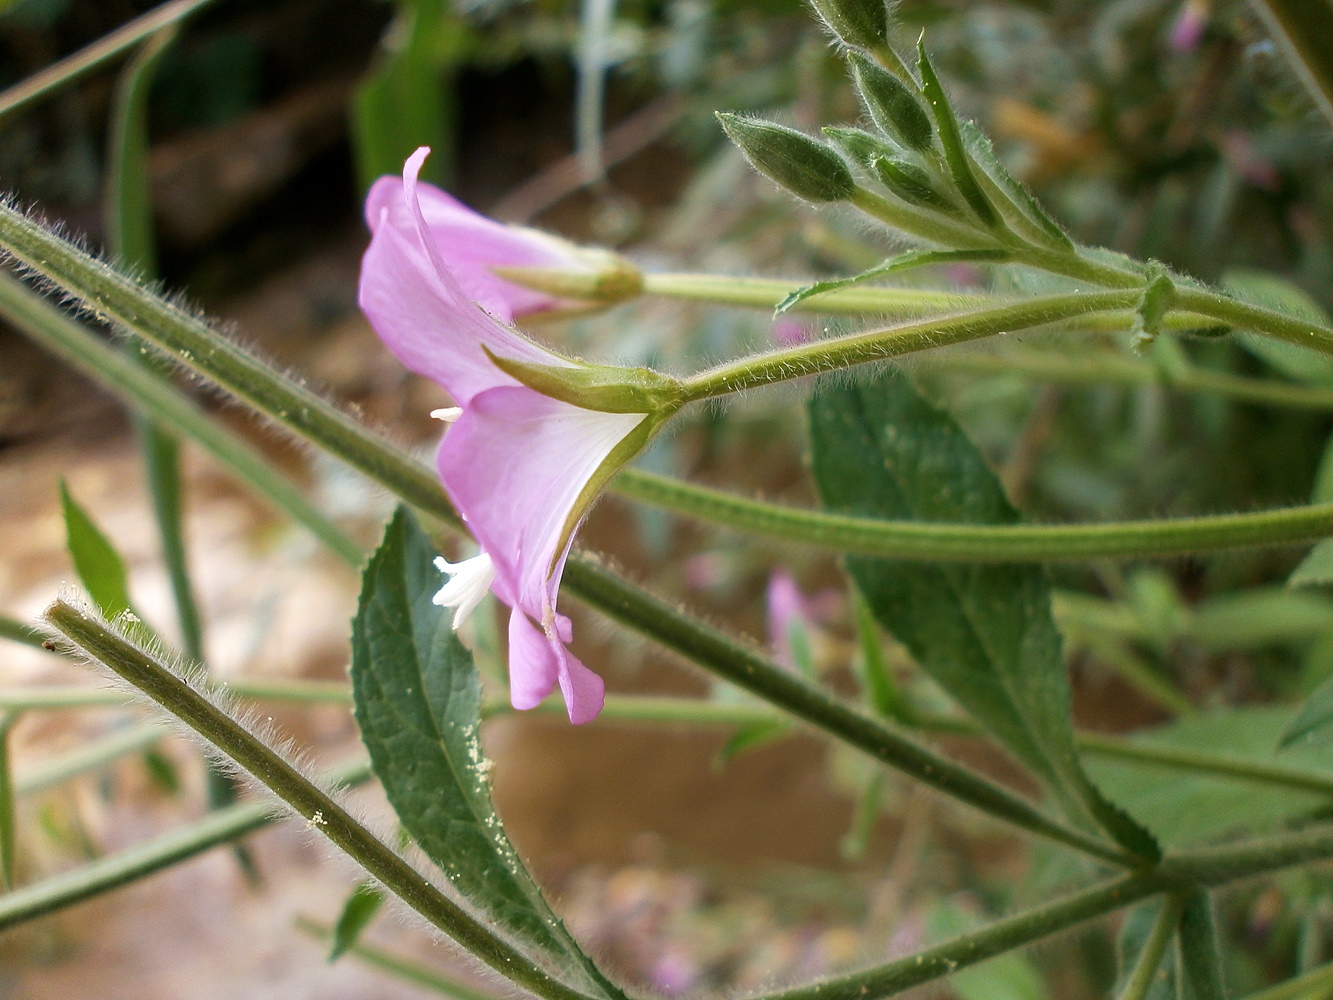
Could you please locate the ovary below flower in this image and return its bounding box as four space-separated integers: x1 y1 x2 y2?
358 147 673 725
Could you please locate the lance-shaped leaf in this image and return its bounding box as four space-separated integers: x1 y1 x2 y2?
60 481 134 620
351 508 621 997
808 370 1158 860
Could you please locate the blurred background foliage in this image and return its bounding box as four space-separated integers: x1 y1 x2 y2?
7 0 1333 997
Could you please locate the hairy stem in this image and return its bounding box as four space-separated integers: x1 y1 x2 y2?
42 600 598 1000
612 469 1333 560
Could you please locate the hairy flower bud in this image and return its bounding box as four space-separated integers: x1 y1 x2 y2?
848 52 934 152
822 126 897 169
872 157 957 213
808 0 890 53
717 113 856 202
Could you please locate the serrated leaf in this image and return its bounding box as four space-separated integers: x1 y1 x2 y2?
330 882 385 962
808 369 1158 860
1289 539 1333 588
1087 705 1333 846
776 248 1008 316
351 508 618 996
59 481 133 619
1222 269 1333 385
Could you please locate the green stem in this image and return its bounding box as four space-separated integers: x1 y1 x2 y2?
1117 895 1186 1000
41 599 596 1000
0 0 219 121
640 271 986 315
679 291 1138 401
1240 958 1333 1000
0 712 17 890
1177 286 1333 357
613 468 1333 561
0 678 353 711
561 559 1136 867
0 273 362 566
296 916 498 1000
0 614 48 653
924 348 1333 411
16 719 170 796
0 755 371 931
849 186 1010 252
1248 0 1333 132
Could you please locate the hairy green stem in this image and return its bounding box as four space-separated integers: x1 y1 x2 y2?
561 559 1136 866
0 272 362 566
613 469 1333 561
1178 285 1333 356
0 678 352 711
922 349 1333 411
41 599 598 1000
0 755 371 931
0 0 219 121
679 291 1139 401
1117 895 1186 1000
640 271 984 315
0 614 47 653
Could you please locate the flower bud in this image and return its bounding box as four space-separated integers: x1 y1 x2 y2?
847 52 933 152
871 157 957 213
808 0 890 54
822 126 897 169
717 113 856 202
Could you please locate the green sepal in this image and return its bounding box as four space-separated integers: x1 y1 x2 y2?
915 39 997 227
808 0 889 53
716 113 856 202
871 157 958 213
491 249 644 306
483 348 685 415
848 52 934 152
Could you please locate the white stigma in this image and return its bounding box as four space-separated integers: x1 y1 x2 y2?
432 553 495 629
430 407 463 423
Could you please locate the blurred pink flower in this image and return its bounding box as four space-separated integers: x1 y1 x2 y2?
359 147 651 724
364 165 594 323
1170 0 1209 53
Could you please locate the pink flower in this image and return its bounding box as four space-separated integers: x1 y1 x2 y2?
1169 0 1209 53
364 169 595 323
358 147 661 724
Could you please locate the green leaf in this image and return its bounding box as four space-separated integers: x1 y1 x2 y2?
718 719 790 763
0 714 16 891
852 590 908 722
1088 705 1333 846
330 882 385 962
351 0 460 192
1222 269 1333 385
776 248 1008 316
59 481 134 619
959 120 1073 251
1289 539 1333 588
350 508 620 997
915 40 996 227
808 369 1158 860
1280 674 1333 749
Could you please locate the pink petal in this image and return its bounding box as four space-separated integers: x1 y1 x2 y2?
507 607 559 710
367 173 586 323
508 607 605 724
358 150 573 405
437 385 646 616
